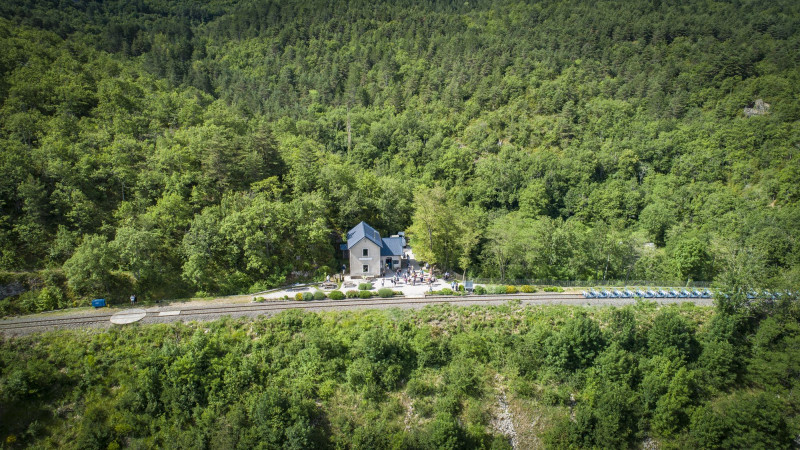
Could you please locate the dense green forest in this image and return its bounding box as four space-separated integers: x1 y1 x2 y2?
1 0 799 311
2 1 800 447
2 299 799 448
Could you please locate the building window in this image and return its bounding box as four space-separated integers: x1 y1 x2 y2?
362 264 369 273
362 248 369 257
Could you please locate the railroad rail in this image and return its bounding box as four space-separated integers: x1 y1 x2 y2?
2 292 701 335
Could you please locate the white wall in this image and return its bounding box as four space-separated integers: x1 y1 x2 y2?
348 238 382 278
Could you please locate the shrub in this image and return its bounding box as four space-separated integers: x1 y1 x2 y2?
520 285 536 293
346 290 359 298
543 286 564 292
302 292 314 301
473 285 487 295
445 357 482 397
647 310 699 361
313 290 325 300
437 288 454 295
253 296 266 302
689 390 791 449
457 284 465 292
393 290 403 296
329 290 345 300
378 288 394 298
488 285 507 295
295 292 304 301
506 285 518 294
359 290 373 299
545 312 605 371
406 377 435 398
358 283 372 291
37 286 64 311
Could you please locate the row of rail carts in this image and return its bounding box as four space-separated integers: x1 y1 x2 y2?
742 290 799 301
582 288 799 300
582 288 711 299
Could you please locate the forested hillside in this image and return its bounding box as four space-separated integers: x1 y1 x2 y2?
1 0 799 310
2 301 799 448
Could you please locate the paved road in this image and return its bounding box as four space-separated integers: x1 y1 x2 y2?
0 293 713 337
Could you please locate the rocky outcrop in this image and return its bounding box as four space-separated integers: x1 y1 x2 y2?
0 282 26 300
744 99 770 117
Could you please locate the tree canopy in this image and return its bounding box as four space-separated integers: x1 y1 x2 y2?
0 0 798 308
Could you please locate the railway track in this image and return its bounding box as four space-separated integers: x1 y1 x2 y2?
0 314 116 331
171 292 586 315
0 292 668 334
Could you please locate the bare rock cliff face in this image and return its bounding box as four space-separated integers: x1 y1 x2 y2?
0 282 26 300
744 99 770 117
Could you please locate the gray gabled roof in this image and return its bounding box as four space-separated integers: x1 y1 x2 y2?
347 221 383 249
381 237 404 256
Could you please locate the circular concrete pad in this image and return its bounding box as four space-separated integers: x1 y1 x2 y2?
110 308 147 325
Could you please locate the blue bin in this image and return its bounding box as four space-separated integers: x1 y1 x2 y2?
92 298 107 308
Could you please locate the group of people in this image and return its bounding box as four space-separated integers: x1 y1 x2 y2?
378 267 439 287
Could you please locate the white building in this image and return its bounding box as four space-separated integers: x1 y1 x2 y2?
344 222 405 278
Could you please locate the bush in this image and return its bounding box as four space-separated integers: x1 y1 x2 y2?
545 312 605 371
359 290 373 299
358 283 372 291
520 285 536 293
445 357 483 397
473 285 487 295
302 292 314 301
506 285 518 294
295 292 304 301
377 288 394 298
329 290 345 300
346 290 359 298
313 290 325 300
543 286 564 292
647 310 699 361
406 377 435 398
689 391 791 449
437 288 454 295
457 284 465 292
486 285 504 295
253 296 266 302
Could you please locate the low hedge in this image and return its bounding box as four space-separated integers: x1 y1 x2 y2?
377 288 395 298
313 290 326 300
328 290 345 300
295 292 304 301
358 290 373 299
520 285 537 293
346 290 359 298
473 285 487 294
302 292 314 301
543 286 564 292
358 283 372 291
